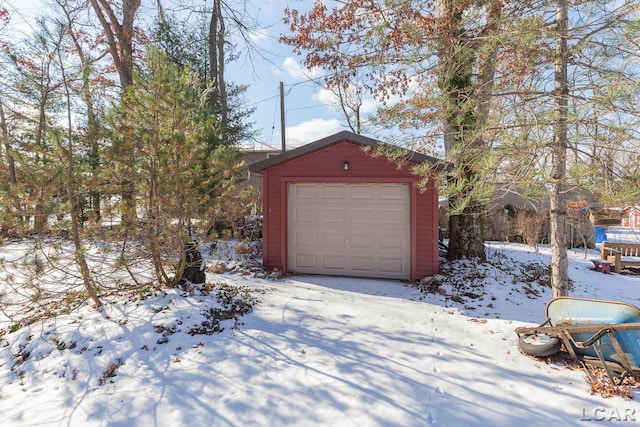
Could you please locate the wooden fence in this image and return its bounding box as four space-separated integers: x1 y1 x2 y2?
440 204 595 248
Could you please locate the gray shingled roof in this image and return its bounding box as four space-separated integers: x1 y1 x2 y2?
248 131 439 173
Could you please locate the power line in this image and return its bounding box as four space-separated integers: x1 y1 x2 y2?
286 104 328 112
244 93 279 109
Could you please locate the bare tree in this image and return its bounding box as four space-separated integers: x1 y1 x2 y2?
54 20 102 307
88 0 141 224
88 0 140 90
59 0 108 222
209 0 229 141
548 0 569 297
0 102 16 186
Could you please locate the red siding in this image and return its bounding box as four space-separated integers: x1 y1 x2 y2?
261 140 439 280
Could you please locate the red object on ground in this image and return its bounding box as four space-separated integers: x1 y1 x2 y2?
591 259 613 274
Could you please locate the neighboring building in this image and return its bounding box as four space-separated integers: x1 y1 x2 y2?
249 131 441 281
622 207 640 228
238 148 281 190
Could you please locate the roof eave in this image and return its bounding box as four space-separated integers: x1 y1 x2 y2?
248 131 438 173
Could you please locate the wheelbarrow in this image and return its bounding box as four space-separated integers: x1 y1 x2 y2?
515 297 640 384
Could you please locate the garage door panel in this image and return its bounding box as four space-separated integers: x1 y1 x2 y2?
294 184 318 199
379 258 405 274
288 183 410 280
323 185 346 199
351 208 374 224
293 231 317 246
322 232 345 247
294 253 318 269
379 184 406 200
293 207 317 222
322 207 346 223
351 185 374 199
380 234 405 250
351 256 374 271
378 208 407 225
323 255 345 270
349 233 377 249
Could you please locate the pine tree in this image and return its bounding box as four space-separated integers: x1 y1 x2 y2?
109 48 243 283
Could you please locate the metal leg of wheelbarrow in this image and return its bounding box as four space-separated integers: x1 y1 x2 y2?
558 330 578 359
556 327 635 386
592 340 621 385
573 327 634 385
557 331 599 384
604 328 636 383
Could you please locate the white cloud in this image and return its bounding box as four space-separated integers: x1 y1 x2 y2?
281 57 322 80
312 87 381 115
286 118 343 148
248 28 269 44
361 99 380 115
312 88 336 105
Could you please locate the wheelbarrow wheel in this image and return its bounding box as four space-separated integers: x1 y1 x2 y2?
518 333 562 357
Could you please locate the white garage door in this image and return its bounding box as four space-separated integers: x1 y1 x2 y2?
287 183 411 280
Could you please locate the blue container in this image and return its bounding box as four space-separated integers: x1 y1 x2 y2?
595 226 607 243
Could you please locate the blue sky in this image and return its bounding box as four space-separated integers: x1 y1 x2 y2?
5 0 365 150
228 0 364 150
215 0 427 152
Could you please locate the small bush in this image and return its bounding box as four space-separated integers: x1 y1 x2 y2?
188 283 261 335
513 210 548 249
519 262 550 287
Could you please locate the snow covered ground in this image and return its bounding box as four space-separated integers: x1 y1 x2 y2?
1 236 640 426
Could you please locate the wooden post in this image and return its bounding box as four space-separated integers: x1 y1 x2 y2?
280 81 286 152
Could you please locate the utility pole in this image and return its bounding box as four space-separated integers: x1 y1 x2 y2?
280 81 286 152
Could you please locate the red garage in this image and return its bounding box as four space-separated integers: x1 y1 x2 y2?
249 131 440 281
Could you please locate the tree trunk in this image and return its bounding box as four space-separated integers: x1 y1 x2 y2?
0 101 18 231
0 102 16 185
208 0 230 145
216 0 228 144
89 0 140 225
64 4 102 222
447 209 486 260
79 48 101 222
550 0 569 297
208 2 219 112
58 39 101 307
32 92 50 234
88 0 139 90
439 0 503 262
